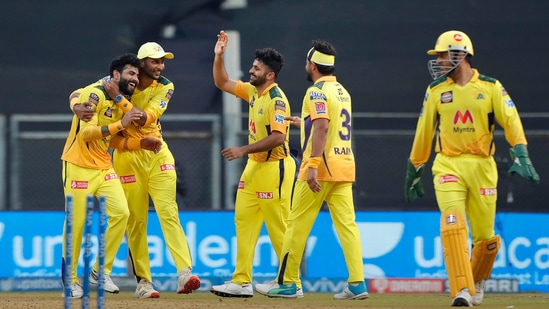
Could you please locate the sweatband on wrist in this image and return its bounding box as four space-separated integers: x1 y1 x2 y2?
116 97 134 112
107 120 124 135
308 157 321 169
125 138 141 150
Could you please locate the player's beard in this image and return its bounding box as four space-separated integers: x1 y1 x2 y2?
119 77 135 96
250 72 267 87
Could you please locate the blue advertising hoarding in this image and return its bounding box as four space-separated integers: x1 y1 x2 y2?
0 211 547 292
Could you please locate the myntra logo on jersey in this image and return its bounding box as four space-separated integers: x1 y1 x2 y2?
453 110 473 124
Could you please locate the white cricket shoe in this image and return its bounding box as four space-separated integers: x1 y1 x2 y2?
89 269 120 294
472 281 484 306
297 288 304 298
177 268 201 294
62 282 83 298
333 282 369 300
255 280 297 298
452 288 473 307
134 279 160 298
210 281 253 298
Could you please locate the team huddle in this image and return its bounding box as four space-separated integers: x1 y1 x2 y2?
60 29 539 307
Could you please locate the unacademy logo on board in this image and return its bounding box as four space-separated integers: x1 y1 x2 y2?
334 222 404 278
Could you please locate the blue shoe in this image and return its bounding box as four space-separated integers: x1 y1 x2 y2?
255 280 297 298
334 282 369 300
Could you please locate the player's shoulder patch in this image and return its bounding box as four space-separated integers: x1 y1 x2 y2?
429 76 448 89
308 90 326 101
93 85 110 100
478 74 497 84
157 75 173 86
312 80 326 90
274 100 286 112
268 86 282 99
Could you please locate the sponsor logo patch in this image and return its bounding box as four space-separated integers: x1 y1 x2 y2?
71 180 88 189
274 100 286 112
160 164 176 171
505 99 515 108
104 173 118 181
309 91 326 101
89 93 100 105
315 102 326 114
441 91 453 103
238 180 245 189
274 114 285 124
166 89 174 99
104 107 113 118
453 110 473 124
439 175 458 184
501 86 508 96
445 214 457 225
480 188 497 196
159 100 167 108
256 192 273 199
120 175 136 184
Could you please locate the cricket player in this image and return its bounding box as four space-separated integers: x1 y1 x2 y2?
73 42 201 298
255 40 368 300
61 53 162 298
404 30 539 306
210 30 298 298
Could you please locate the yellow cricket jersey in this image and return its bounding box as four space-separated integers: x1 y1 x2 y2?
61 84 124 169
121 76 174 140
233 81 291 162
410 69 527 167
298 76 355 182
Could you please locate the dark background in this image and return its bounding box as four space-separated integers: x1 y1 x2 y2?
1 0 548 211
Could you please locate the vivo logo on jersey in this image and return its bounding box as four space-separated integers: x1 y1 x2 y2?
453 110 473 124
256 192 273 199
440 91 453 103
120 175 136 184
104 173 118 181
439 175 458 184
71 180 88 189
160 164 175 171
480 188 497 196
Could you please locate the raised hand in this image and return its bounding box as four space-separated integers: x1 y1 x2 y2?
214 30 229 56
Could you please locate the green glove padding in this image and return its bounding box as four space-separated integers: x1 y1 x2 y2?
508 144 540 184
405 159 425 202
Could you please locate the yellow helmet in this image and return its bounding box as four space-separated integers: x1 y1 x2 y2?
427 30 474 56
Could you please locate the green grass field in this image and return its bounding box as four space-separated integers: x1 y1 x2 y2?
0 291 547 309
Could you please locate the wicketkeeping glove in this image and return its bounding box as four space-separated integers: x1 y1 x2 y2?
508 144 540 184
404 159 425 202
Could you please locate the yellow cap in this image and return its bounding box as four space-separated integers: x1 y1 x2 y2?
137 42 174 60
